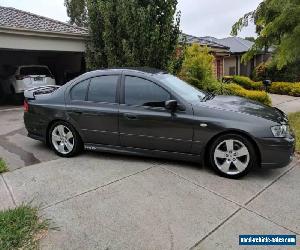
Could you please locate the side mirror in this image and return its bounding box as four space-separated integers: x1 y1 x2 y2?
165 100 178 111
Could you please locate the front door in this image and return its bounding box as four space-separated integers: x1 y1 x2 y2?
119 75 193 153
67 75 120 145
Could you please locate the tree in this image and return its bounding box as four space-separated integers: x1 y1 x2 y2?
65 0 181 70
64 0 88 27
231 0 300 69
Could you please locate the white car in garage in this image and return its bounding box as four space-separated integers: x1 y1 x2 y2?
4 65 56 98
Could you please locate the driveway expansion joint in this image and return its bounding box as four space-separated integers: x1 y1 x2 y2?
190 208 242 250
41 166 155 210
159 163 300 244
159 165 244 207
1 174 16 207
244 160 299 206
242 206 300 236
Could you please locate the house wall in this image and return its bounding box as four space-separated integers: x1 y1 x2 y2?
0 32 86 52
224 56 237 76
223 54 271 77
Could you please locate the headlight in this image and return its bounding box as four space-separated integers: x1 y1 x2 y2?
271 125 289 138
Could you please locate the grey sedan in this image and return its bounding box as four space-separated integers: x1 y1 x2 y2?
24 68 295 178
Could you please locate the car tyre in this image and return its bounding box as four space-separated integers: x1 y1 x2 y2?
49 121 83 157
209 133 256 178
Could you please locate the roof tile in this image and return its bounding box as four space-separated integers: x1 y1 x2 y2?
0 6 88 35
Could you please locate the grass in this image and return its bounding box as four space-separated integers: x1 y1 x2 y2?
0 204 50 250
0 158 8 173
289 112 300 153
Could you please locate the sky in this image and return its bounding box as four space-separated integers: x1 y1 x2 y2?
0 0 263 38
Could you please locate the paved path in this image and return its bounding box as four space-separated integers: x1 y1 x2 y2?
1 155 299 249
270 94 300 113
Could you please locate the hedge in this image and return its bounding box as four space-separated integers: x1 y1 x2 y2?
222 83 271 106
232 76 264 90
230 76 300 97
269 82 300 97
183 76 272 106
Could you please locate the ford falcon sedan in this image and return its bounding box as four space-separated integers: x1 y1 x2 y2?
24 68 295 178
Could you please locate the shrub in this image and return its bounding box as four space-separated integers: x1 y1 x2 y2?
0 158 8 173
223 83 272 105
232 76 263 90
188 81 271 105
253 61 300 82
177 44 271 106
269 82 300 97
232 76 300 97
179 44 216 91
252 62 268 81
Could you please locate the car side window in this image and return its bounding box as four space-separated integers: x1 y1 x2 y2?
125 76 171 107
87 75 119 103
70 79 89 101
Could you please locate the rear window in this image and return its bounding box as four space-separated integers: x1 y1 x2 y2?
20 67 52 76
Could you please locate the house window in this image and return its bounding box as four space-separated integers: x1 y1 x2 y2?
229 67 236 76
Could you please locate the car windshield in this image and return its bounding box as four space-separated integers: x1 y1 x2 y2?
20 67 52 76
155 74 207 102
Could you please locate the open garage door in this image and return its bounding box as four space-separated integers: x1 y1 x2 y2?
0 49 85 104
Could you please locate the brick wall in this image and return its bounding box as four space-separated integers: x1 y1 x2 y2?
213 55 224 80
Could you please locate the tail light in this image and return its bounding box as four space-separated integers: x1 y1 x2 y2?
24 100 29 112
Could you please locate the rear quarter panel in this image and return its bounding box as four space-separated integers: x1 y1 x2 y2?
24 87 68 142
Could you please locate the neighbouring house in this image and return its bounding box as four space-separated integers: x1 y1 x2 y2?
181 34 230 79
182 34 271 79
0 6 88 93
202 36 271 77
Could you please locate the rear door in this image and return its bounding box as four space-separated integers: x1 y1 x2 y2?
67 74 120 145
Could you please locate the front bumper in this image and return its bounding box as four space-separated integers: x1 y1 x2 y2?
257 135 295 169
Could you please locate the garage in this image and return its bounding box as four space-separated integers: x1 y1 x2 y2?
0 6 88 103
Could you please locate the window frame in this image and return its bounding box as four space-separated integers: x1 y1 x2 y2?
69 74 121 104
86 75 121 105
70 78 91 102
121 75 172 109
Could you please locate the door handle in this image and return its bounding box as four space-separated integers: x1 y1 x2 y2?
124 113 138 120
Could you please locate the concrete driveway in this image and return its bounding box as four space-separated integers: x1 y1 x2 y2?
0 108 300 249
271 94 300 113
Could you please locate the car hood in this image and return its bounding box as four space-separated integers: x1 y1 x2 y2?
197 95 286 123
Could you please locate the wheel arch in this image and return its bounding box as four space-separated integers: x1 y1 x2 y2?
46 119 83 146
203 129 261 167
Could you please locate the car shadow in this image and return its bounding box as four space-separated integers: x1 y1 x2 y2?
81 150 285 180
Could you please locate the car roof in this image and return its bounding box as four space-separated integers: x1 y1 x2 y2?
86 67 168 76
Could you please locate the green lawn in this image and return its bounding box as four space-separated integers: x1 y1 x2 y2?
0 158 8 173
0 204 50 250
289 112 300 153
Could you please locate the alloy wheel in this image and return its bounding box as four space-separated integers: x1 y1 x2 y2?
51 125 74 155
213 139 250 175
